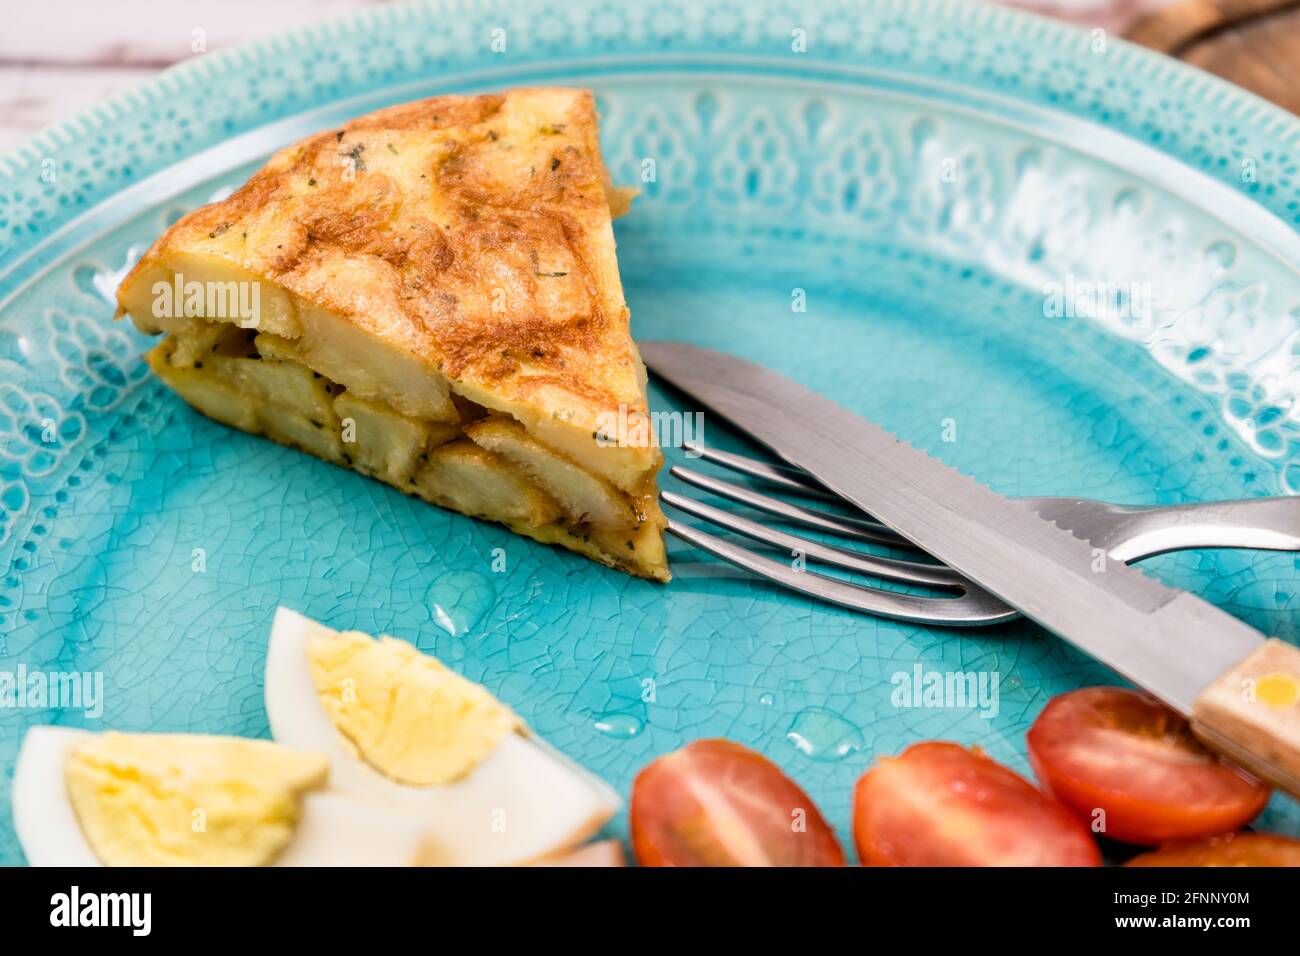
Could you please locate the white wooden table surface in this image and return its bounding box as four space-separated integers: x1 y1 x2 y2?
0 0 385 152
0 0 1168 154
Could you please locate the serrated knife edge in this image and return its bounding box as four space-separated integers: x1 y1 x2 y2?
643 341 1266 713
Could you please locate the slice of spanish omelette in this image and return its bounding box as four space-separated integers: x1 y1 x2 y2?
116 88 668 580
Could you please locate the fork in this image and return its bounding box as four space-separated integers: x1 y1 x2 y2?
662 442 1300 626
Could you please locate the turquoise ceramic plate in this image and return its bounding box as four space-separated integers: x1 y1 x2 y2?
2 0 1299 864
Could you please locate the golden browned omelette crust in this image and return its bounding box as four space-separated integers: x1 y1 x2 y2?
117 88 668 580
122 90 643 430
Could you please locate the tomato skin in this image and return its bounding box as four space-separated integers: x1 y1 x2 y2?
1027 688 1270 846
1126 833 1300 867
630 738 845 867
852 741 1101 867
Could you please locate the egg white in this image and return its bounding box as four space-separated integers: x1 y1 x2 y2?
13 726 432 866
264 607 620 866
533 839 626 867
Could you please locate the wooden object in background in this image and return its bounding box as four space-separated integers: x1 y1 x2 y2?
1126 0 1300 116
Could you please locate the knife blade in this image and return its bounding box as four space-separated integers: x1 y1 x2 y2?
641 341 1266 717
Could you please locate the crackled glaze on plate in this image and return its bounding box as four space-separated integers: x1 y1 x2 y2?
1 0 1298 864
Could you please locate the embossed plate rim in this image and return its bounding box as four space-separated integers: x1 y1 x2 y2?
7 56 1300 317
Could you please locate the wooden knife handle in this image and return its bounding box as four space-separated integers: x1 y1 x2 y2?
1192 638 1300 797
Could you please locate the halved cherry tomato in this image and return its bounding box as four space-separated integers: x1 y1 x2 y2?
852 741 1101 866
630 739 845 866
1126 832 1300 867
1026 687 1270 846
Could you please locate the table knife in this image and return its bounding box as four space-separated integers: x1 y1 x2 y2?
641 340 1300 797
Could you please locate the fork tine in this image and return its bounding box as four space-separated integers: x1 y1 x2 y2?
665 519 1018 626
661 490 966 589
670 465 917 550
681 442 840 502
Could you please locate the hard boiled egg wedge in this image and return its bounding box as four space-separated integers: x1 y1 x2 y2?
13 726 433 866
264 607 620 866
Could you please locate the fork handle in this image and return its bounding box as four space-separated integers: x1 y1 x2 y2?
1110 496 1300 561
1193 639 1300 798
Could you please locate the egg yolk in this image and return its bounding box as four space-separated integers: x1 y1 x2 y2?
306 630 521 786
65 733 328 867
